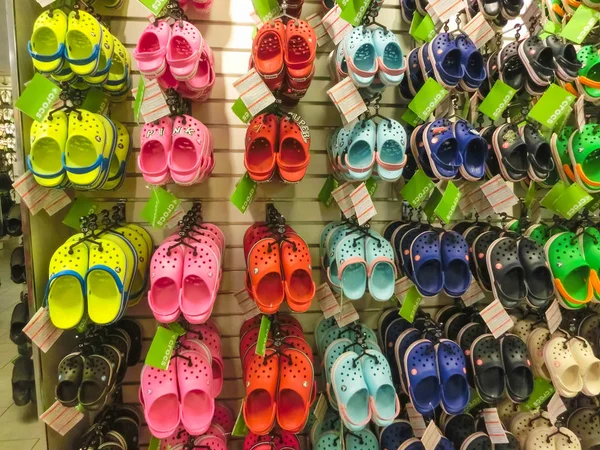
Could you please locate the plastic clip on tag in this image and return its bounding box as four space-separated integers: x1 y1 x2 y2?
327 77 368 125
552 183 593 219
483 408 509 444
23 307 64 353
480 300 514 338
15 73 61 122
141 186 182 229
422 421 443 450
235 288 261 321
43 189 72 216
400 286 422 323
427 0 464 22
545 300 562 334
478 175 519 215
407 403 427 437
145 327 180 370
252 0 282 22
337 0 372 26
560 5 600 43
230 173 258 214
462 279 486 306
401 169 435 208
463 12 495 49
307 13 330 47
316 283 342 318
232 401 250 437
547 392 567 425
232 98 254 124
63 197 99 230
408 79 448 121
323 5 353 45
233 69 276 117
255 315 271 357
319 175 340 208
520 377 555 411
350 182 377 225
138 0 169 16
479 80 517 121
528 84 576 129
132 77 145 124
40 401 85 436
424 181 461 224
332 182 356 218
336 301 359 327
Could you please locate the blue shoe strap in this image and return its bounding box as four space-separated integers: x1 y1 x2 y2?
28 42 65 62
28 155 66 179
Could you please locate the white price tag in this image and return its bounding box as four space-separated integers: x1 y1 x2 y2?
40 401 84 436
23 307 64 353
43 189 72 216
332 182 356 218
462 279 486 306
479 175 520 215
575 96 586 132
350 182 377 225
36 0 58 6
463 12 495 49
480 299 514 338
406 403 427 438
545 300 562 334
322 5 353 45
13 171 51 215
166 205 185 229
394 276 414 299
547 393 567 425
457 180 482 215
233 68 276 117
316 283 341 318
136 78 170 124
425 3 441 25
483 408 509 444
422 421 443 450
307 13 330 47
234 288 261 321
335 301 359 327
521 0 542 37
327 77 368 125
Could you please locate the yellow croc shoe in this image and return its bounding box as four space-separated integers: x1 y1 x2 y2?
51 61 76 83
28 110 68 188
115 225 150 304
104 39 130 93
28 10 67 74
84 25 114 85
66 10 102 76
102 120 131 191
47 234 89 330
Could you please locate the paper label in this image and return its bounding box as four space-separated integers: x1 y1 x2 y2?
327 77 368 125
332 182 356 218
323 5 353 45
319 175 340 208
232 401 250 437
400 169 435 208
483 408 509 444
255 315 271 357
141 187 181 229
23 307 64 353
350 182 377 225
233 69 276 117
520 377 555 411
15 73 61 122
407 403 427 438
230 173 258 214
480 300 514 338
144 327 180 370
62 197 99 230
408 78 448 121
479 80 517 121
138 0 168 15
138 79 170 124
479 175 520 215
422 421 443 450
338 0 371 26
400 286 422 323
540 181 567 212
458 180 483 215
402 108 421 127
40 401 85 436
251 0 281 21
316 283 341 318
545 300 562 334
462 279 486 306
307 13 330 47
12 171 49 215
560 4 600 43
528 84 576 129
463 12 495 48
235 288 261 321
547 392 567 425
232 98 253 124
424 181 461 224
425 3 441 24
552 182 593 219
427 0 465 22
42 189 72 216
335 301 359 327
36 0 58 6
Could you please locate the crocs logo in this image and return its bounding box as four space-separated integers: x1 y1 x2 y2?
156 202 178 228
547 100 572 126
95 136 101 142
576 16 598 43
492 92 516 119
161 336 177 369
565 196 593 218
35 87 60 121
420 90 446 118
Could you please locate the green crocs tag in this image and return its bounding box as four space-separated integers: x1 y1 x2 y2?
338 0 371 26
252 0 281 21
366 177 378 197
560 5 600 44
588 193 600 213
168 322 187 336
319 175 339 208
410 12 436 42
148 437 160 450
232 98 254 124
255 315 271 357
145 327 180 370
138 0 169 15
82 88 109 115
540 180 567 213
133 77 145 124
401 109 421 127
231 173 258 214
552 106 572 133
400 286 422 323
141 187 182 229
408 79 448 121
15 73 61 122
520 378 555 411
424 181 461 224
544 21 562 34
232 402 250 437
466 388 482 413
553 183 593 219
400 169 435 208
75 314 91 333
478 80 517 121
63 197 99 230
524 182 537 209
528 84 576 129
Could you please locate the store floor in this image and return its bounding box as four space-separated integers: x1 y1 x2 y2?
0 238 45 450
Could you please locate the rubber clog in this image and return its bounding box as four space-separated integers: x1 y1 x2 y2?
141 363 180 438
315 316 338 356
285 19 316 75
277 115 310 183
179 244 220 322
148 242 184 323
28 10 67 74
185 41 215 101
243 349 279 435
568 407 600 450
437 339 470 414
576 46 600 102
343 120 376 181
344 26 378 88
281 233 314 312
277 348 314 432
376 119 407 181
79 354 113 411
492 123 528 182
470 334 505 403
518 238 553 309
569 337 600 396
177 344 213 435
335 232 367 300
404 339 440 416
99 230 138 304
365 232 396 302
104 40 130 93
568 124 600 192
361 349 399 426
518 36 554 87
346 429 379 450
380 420 414 450
545 35 582 82
543 336 583 397
454 120 487 181
501 334 534 402
527 327 552 380
445 414 475 449
252 20 285 91
441 231 471 297
456 34 486 91
411 230 444 297
487 236 527 309
134 20 171 78
331 351 371 431
244 114 278 182
521 124 555 182
372 28 406 86
65 10 102 76
423 119 462 180
248 238 284 313
103 121 131 191
84 25 115 85
166 21 202 81
28 111 68 188
580 227 600 300
169 115 210 185
428 33 465 89
56 353 84 406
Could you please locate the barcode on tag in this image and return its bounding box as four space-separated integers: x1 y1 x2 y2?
350 182 377 225
425 3 441 24
23 307 64 353
479 175 519 215
335 301 359 327
13 171 51 215
137 79 170 123
463 12 495 49
43 189 72 216
166 205 185 229
422 421 443 450
545 299 562 334
483 408 509 444
327 77 368 125
575 96 585 132
233 69 276 116
234 288 261 321
332 182 356 218
322 5 353 45
547 392 567 425
316 283 341 318
462 279 486 306
406 403 427 438
307 13 330 47
480 300 514 338
395 276 414 299
40 401 84 436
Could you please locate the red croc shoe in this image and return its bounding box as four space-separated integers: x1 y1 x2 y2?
243 349 279 435
252 20 286 91
281 233 315 312
245 114 279 182
285 20 316 74
277 116 310 183
276 347 314 433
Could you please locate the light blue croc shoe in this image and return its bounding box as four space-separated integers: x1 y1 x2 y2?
343 120 376 181
376 120 408 182
366 231 397 302
331 351 371 431
346 429 379 450
372 28 406 86
315 316 338 356
315 431 342 450
344 26 378 87
324 338 352 410
361 349 400 426
326 224 352 293
311 407 339 445
335 232 367 300
321 221 343 270
334 125 355 180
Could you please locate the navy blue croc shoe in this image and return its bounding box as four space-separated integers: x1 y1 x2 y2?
380 420 415 450
423 119 463 180
456 35 486 92
454 120 488 181
428 33 465 89
410 230 445 297
441 231 472 297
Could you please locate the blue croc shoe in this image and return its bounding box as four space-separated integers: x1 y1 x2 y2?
428 33 465 89
372 28 406 86
418 44 434 83
404 339 441 417
456 34 486 92
384 220 406 242
311 407 339 445
377 307 401 346
437 437 456 450
392 223 414 271
333 126 354 180
436 339 470 415
380 420 415 450
423 119 463 180
376 120 408 182
401 227 427 283
324 338 352 410
385 317 412 386
410 124 439 181
400 0 417 23
343 120 376 181
366 232 397 302
335 232 367 300
410 230 444 297
395 328 421 394
344 26 378 88
325 223 351 292
400 438 427 450
453 120 488 181
441 231 471 297
315 316 338 356
329 41 348 83
407 48 427 96
361 350 400 426
331 351 371 431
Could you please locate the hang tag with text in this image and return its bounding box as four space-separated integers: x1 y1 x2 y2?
145 327 180 370
12 171 49 215
520 377 555 411
424 181 461 224
232 401 250 437
233 69 276 117
235 288 261 321
408 78 448 121
323 5 353 45
483 408 509 444
148 438 160 450
23 307 64 353
319 175 340 208
481 300 514 338
62 197 99 230
15 73 61 122
553 182 593 219
410 12 437 43
545 300 562 334
327 77 368 125
528 84 576 129
462 279 486 306
313 393 328 423
394 276 415 301
400 286 422 323
560 4 600 43
230 173 258 214
138 78 170 123
540 181 567 213
141 186 181 229
332 182 356 218
422 421 443 450
463 12 495 48
406 403 427 438
427 0 464 22
42 189 72 216
338 0 371 26
401 169 435 208
547 392 567 425
82 88 110 115
335 301 359 327
307 13 330 46
138 0 168 15
255 315 271 357
350 182 377 225
132 77 145 124
479 175 519 215
232 98 253 124
479 80 517 121
251 0 281 22
316 283 341 318
40 401 85 436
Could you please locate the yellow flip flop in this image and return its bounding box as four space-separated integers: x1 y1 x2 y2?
28 110 68 188
66 10 102 76
102 121 130 191
47 234 88 329
116 226 149 304
84 25 114 85
28 10 67 74
104 39 130 93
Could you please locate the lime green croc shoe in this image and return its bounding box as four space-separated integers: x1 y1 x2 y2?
51 61 76 83
544 231 594 308
66 10 102 76
551 125 577 183
579 227 600 301
576 46 600 103
85 114 117 190
83 25 114 85
104 39 130 93
102 121 130 191
28 10 67 74
568 124 600 193
524 223 550 246
115 226 149 304
28 111 68 188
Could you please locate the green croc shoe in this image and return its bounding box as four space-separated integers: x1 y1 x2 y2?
28 111 68 188
551 125 577 183
576 46 600 103
524 223 550 246
568 124 600 193
66 10 102 76
102 120 130 191
583 0 600 9
544 231 594 309
83 25 114 85
28 10 68 74
579 227 600 302
545 0 566 23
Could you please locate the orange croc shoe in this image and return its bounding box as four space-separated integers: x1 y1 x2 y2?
277 116 310 183
281 233 315 312
245 114 279 182
248 237 285 313
252 20 286 91
285 20 316 73
243 349 279 435
276 347 314 433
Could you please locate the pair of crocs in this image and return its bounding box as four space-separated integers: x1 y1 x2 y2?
149 222 224 323
244 222 315 313
544 335 600 397
510 411 552 447
245 113 310 183
477 0 523 20
342 26 406 87
565 124 600 193
244 430 300 450
138 114 214 186
576 46 600 103
491 123 544 183
496 40 547 96
321 223 397 301
29 110 131 191
328 119 408 182
315 316 377 359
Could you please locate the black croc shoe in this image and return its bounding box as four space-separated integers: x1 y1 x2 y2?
487 236 527 309
518 36 555 86
521 124 555 182
470 335 506 403
481 126 500 178
477 0 501 18
492 124 528 182
501 0 523 18
473 230 501 292
525 73 550 96
498 42 526 92
460 432 493 450
445 414 476 449
500 334 534 403
518 238 554 309
545 35 582 82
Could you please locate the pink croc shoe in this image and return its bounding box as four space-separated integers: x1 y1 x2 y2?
185 41 215 102
134 20 171 78
160 425 188 450
177 344 214 435
140 363 180 438
194 436 226 450
158 64 179 91
186 323 224 396
167 21 203 81
169 115 211 185
138 117 173 185
148 241 184 323
213 401 235 435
